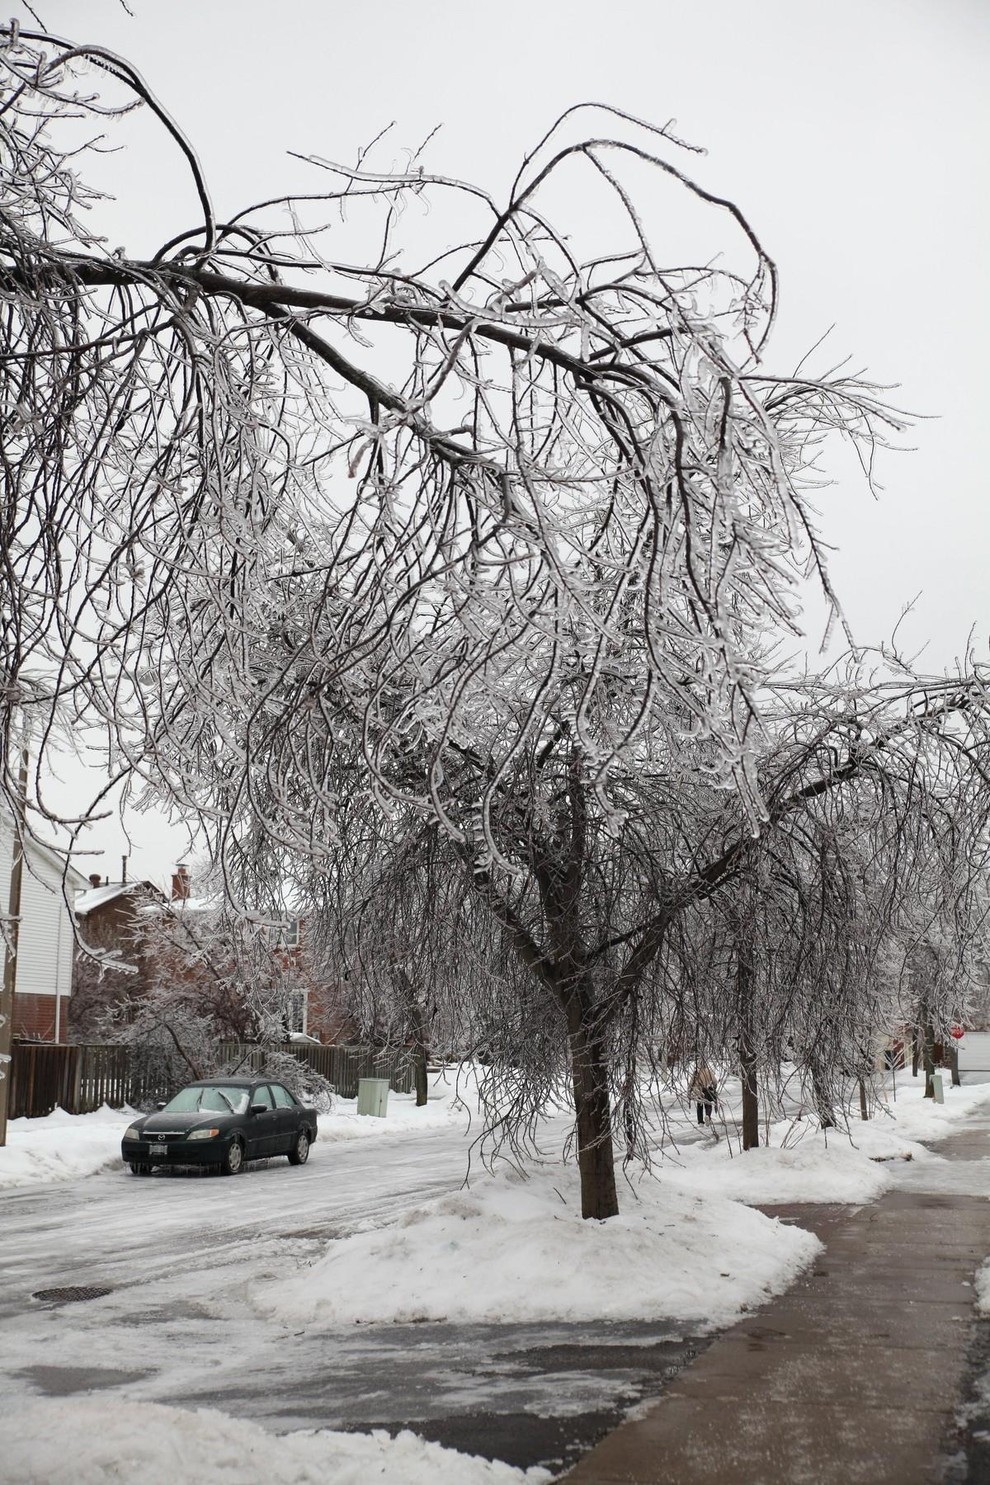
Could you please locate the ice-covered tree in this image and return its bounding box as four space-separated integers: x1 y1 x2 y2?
2 26 989 1213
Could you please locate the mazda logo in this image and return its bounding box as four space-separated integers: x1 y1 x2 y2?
157 1134 166 1142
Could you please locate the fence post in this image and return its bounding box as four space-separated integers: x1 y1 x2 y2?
70 1045 82 1115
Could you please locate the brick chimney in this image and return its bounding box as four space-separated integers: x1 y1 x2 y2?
171 863 191 901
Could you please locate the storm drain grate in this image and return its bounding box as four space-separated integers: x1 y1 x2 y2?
32 1285 113 1305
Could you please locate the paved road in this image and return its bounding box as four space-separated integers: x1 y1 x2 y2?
1 1124 705 1476
2 1126 465 1317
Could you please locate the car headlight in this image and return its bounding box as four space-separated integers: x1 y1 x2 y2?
187 1127 221 1140
123 1125 143 1141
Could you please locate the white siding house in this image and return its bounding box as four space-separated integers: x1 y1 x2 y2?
957 1032 990 1083
0 817 87 1041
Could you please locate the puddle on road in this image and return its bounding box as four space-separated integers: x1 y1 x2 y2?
20 1364 155 1396
334 1328 708 1473
159 1320 708 1474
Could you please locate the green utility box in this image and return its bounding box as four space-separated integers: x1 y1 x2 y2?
931 1072 944 1105
357 1078 390 1117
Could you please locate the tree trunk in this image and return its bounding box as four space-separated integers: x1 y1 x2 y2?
735 892 760 1152
566 1004 619 1220
412 1037 429 1107
811 1062 835 1129
949 1041 961 1088
858 1077 869 1121
739 1032 760 1151
400 973 430 1107
911 1031 920 1078
922 1013 937 1099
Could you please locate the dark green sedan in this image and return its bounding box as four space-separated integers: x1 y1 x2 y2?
121 1078 318 1176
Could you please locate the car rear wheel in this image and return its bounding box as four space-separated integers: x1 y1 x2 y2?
219 1138 244 1176
287 1130 310 1166
129 1162 151 1176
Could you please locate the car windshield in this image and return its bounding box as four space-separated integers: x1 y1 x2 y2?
162 1085 250 1115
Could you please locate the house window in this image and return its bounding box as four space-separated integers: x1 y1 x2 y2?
265 917 300 950
285 988 307 1036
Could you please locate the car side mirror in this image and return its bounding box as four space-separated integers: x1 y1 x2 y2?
249 1102 268 1115
156 1102 166 1110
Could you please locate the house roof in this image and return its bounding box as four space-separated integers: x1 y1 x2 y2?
74 880 166 917
0 811 89 892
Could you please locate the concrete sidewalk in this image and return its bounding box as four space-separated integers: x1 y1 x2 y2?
565 1119 990 1484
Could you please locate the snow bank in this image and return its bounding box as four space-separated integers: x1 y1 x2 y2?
658 1077 990 1205
662 1138 892 1205
315 1066 484 1143
252 1162 821 1330
252 1076 990 1334
0 1397 549 1485
0 1103 133 1189
975 1258 990 1317
860 1076 990 1144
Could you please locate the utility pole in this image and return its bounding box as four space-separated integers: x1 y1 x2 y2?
0 745 29 1146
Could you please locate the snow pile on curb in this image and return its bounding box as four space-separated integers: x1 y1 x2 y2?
252 1163 822 1329
0 1103 133 1189
661 1138 892 1205
975 1258 990 1317
658 1078 990 1205
856 1078 990 1145
0 1397 550 1485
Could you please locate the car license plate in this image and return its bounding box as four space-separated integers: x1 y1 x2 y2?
147 1144 168 1159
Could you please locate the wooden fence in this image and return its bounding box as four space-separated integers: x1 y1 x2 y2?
7 1039 163 1116
7 1043 175 1120
8 1040 413 1118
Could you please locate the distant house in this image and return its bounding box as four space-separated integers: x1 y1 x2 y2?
0 816 88 1042
70 873 168 1040
71 858 357 1046
151 867 357 1045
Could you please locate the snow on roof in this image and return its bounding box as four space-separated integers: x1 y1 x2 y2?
74 881 164 916
0 809 89 891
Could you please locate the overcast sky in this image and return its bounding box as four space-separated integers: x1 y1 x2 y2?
26 0 990 886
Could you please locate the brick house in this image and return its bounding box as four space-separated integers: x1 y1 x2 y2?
160 864 357 1043
68 858 355 1045
70 873 168 1040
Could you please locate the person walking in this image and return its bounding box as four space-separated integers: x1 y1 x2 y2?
689 1063 718 1125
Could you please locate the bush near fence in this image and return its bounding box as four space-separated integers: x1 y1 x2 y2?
8 1040 413 1118
218 1042 413 1099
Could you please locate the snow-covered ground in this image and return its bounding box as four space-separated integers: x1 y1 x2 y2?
655 1070 990 1203
2 1067 988 1484
1 1399 551 1485
251 1072 990 1331
978 1258 990 1316
251 1160 820 1329
6 1062 984 1199
0 1100 137 1188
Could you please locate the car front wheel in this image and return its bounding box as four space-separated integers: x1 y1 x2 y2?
287 1130 310 1166
219 1138 244 1176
